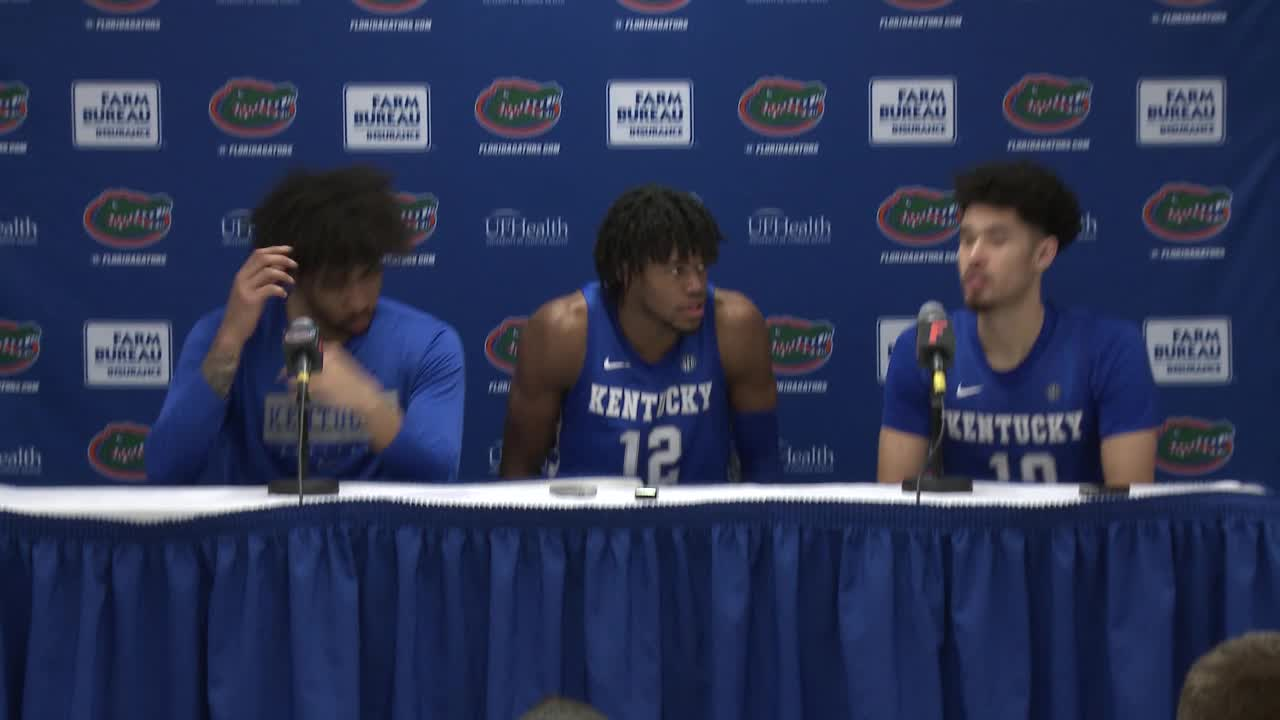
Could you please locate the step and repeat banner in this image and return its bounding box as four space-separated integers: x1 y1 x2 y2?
1 0 1276 486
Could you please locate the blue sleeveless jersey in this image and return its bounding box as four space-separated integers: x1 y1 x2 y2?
882 303 1160 484
553 282 733 484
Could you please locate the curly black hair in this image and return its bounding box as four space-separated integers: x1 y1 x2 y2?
251 164 411 283
954 159 1082 252
594 184 723 304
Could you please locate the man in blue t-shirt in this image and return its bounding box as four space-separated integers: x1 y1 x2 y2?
878 160 1159 486
146 165 465 484
499 185 781 484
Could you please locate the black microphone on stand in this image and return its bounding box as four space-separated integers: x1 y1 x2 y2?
267 317 339 498
902 301 972 496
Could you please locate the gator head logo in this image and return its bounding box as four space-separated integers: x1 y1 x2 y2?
352 0 427 12
617 0 690 12
1142 183 1231 242
1003 74 1092 134
83 189 173 249
84 0 160 12
884 0 953 9
474 79 563 139
767 316 834 375
1156 417 1235 475
485 317 527 374
396 192 438 246
209 78 298 139
877 187 958 246
0 82 29 135
87 422 148 482
738 77 826 137
0 320 41 376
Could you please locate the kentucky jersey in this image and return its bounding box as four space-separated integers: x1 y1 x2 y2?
554 281 733 484
882 303 1160 483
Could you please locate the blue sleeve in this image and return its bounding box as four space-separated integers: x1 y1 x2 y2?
732 408 782 482
881 325 930 437
377 322 466 481
144 312 231 484
1092 319 1161 438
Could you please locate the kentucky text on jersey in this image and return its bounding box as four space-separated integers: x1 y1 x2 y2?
587 382 713 422
944 409 1084 445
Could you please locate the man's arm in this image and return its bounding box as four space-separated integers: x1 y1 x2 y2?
372 325 466 481
877 325 931 483
145 313 235 484
499 295 585 478
715 290 782 482
1094 322 1161 486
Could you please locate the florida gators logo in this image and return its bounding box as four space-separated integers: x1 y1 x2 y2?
883 0 953 9
209 78 298 139
1003 74 1092 134
352 0 428 13
0 82 28 135
738 77 825 137
617 0 690 13
877 187 958 246
83 189 173 249
767 316 834 375
1142 183 1231 242
84 0 159 12
396 192 438 246
475 79 563 139
87 422 149 482
485 317 527 374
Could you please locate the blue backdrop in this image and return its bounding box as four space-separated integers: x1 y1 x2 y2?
0 0 1276 485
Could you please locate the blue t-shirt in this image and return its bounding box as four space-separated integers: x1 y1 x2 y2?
881 303 1159 483
146 296 465 484
553 282 733 484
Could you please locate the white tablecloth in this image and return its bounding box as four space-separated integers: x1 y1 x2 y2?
0 478 1264 523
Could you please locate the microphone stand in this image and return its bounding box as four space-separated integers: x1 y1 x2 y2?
268 356 339 498
902 374 973 498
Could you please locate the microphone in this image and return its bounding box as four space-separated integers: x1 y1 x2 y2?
915 301 955 399
283 316 323 386
902 300 972 495
269 317 338 498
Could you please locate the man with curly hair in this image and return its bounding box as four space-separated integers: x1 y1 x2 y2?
878 159 1159 486
147 165 465 484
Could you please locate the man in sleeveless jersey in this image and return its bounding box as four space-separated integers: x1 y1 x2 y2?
500 185 781 484
878 160 1159 486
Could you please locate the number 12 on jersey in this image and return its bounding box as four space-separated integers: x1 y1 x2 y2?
620 424 682 484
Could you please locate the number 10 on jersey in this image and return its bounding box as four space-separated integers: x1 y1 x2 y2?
620 424 682 484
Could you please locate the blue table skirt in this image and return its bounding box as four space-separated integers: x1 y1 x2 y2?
1 493 1277 720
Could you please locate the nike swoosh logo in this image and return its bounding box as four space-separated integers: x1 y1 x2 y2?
604 357 630 371
956 384 982 399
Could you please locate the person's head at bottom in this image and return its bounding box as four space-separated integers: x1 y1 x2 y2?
1178 631 1280 720
594 184 724 339
954 159 1082 316
519 696 607 720
252 164 413 341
